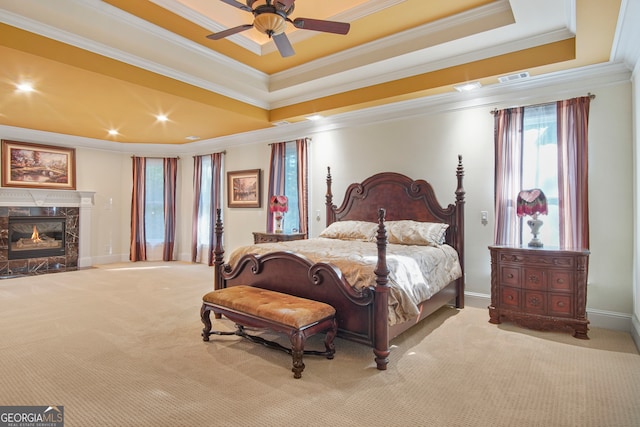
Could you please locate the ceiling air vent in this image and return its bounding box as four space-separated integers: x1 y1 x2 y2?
498 72 530 83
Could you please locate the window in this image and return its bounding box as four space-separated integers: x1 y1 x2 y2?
520 104 559 247
144 158 165 244
267 139 308 234
130 156 177 262
196 155 213 246
282 142 300 234
192 153 223 265
494 96 591 249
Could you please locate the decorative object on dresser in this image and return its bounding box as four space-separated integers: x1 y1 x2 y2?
269 195 288 233
488 245 590 339
253 232 305 244
516 189 548 247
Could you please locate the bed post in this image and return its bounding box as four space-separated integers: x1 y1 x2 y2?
325 167 336 226
213 208 225 291
373 208 390 370
455 155 466 308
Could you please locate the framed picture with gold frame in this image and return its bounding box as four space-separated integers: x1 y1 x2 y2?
1 140 76 190
227 169 261 208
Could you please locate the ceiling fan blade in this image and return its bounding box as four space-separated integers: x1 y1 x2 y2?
219 0 253 13
275 0 295 10
206 24 254 40
292 18 350 35
272 33 295 57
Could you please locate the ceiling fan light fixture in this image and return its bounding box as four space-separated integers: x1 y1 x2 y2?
254 13 287 36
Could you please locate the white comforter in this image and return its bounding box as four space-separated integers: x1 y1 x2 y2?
228 237 462 325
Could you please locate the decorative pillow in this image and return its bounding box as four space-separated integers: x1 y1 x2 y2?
385 220 449 246
319 221 377 241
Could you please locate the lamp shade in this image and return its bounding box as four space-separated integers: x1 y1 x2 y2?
516 189 548 217
269 195 288 213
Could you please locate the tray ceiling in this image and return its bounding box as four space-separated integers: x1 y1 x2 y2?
0 0 622 144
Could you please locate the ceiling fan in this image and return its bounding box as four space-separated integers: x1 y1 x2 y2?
207 0 351 58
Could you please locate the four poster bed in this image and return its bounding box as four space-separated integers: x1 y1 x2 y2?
213 156 465 370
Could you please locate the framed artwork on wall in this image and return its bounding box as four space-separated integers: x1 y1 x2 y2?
227 169 261 208
1 140 77 190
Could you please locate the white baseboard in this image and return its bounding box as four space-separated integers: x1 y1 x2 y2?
88 254 124 265
464 292 633 333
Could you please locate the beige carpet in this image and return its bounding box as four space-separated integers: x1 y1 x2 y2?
0 262 638 427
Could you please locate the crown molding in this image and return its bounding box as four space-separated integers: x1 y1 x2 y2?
0 60 630 155
611 0 640 76
269 27 574 109
193 61 634 148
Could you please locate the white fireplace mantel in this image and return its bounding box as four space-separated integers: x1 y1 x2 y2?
0 188 95 267
0 188 95 207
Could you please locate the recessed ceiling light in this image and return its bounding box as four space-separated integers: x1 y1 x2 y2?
156 114 168 122
185 136 200 141
305 114 324 121
16 83 34 92
108 129 119 136
453 81 482 92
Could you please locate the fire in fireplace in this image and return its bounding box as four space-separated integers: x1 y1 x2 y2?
8 216 66 260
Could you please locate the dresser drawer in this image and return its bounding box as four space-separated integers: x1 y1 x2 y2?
500 266 521 287
523 290 546 315
523 268 545 290
500 286 520 309
548 294 573 317
548 270 573 292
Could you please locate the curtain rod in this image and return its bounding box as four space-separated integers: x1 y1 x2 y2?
490 93 596 115
192 150 226 157
268 137 312 146
131 156 180 159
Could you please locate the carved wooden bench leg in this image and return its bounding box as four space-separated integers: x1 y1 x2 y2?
200 304 212 342
290 331 305 379
324 318 337 359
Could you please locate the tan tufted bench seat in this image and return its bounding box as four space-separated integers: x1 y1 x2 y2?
200 285 337 379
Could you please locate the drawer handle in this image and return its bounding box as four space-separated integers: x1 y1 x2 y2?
507 295 514 300
528 276 539 283
557 301 565 307
557 279 565 284
529 297 540 306
507 273 514 279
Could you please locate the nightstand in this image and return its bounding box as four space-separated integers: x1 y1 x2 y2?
252 232 306 244
488 245 590 339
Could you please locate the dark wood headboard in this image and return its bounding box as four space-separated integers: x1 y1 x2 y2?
324 155 465 269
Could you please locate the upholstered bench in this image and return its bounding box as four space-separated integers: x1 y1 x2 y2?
200 285 337 379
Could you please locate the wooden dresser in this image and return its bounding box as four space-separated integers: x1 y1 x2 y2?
252 232 306 244
488 245 590 339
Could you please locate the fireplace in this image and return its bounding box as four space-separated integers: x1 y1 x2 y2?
0 189 94 277
8 216 66 260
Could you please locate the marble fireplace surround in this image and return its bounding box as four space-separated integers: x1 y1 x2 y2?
0 188 94 276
